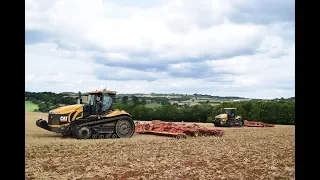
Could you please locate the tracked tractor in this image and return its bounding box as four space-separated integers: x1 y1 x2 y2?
212 108 244 127
36 89 135 139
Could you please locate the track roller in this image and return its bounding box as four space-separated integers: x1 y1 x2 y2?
99 134 105 139
92 134 98 139
105 134 111 139
112 134 118 139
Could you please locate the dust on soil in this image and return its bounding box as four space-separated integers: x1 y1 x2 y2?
26 112 295 180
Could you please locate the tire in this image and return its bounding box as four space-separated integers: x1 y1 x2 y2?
77 127 92 139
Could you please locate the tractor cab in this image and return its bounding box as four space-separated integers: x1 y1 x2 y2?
85 89 117 116
213 107 243 127
223 108 236 120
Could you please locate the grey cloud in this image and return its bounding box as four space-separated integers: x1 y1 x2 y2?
25 30 51 44
167 63 209 78
25 30 103 54
93 55 168 71
93 66 160 81
164 48 257 79
229 0 295 24
271 80 295 89
107 0 167 8
167 62 234 80
95 72 156 81
50 38 106 52
93 47 257 72
167 0 294 30
269 52 289 59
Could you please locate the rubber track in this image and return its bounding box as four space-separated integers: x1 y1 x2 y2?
73 115 132 129
70 115 133 139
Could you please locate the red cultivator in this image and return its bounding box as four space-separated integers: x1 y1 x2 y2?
135 121 225 139
244 120 275 127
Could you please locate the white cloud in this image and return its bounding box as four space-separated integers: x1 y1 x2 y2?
25 0 295 99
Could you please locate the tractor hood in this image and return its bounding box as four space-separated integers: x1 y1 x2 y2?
50 104 83 114
215 114 228 119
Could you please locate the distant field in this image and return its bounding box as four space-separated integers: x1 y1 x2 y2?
25 101 38 112
145 103 162 108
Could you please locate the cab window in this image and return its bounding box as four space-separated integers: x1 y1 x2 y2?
102 94 113 112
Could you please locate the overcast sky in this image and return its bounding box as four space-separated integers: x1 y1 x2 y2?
25 0 295 99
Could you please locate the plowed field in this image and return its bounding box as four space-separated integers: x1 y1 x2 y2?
25 112 295 180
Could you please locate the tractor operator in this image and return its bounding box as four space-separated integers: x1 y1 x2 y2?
95 94 102 115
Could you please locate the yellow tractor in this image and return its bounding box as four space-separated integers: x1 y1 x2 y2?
212 108 244 127
36 89 135 139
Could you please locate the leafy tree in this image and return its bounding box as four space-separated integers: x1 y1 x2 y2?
132 95 139 104
122 96 128 104
141 99 147 105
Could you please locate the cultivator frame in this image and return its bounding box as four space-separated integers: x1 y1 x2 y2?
135 121 225 139
244 120 275 127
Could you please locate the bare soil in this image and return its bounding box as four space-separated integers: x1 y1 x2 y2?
26 112 295 180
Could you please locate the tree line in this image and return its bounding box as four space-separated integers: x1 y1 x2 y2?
25 91 295 125
113 100 295 125
120 95 170 105
25 91 77 112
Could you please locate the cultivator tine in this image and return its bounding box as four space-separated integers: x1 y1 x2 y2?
243 120 275 127
134 121 225 138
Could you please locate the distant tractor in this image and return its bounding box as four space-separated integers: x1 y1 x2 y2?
212 108 244 127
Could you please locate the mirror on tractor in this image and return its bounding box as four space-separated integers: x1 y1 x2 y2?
77 98 82 104
77 91 82 104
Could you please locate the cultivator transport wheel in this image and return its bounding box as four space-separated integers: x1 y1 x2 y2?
77 127 92 139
